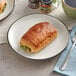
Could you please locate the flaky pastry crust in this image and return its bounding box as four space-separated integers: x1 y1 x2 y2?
20 22 57 53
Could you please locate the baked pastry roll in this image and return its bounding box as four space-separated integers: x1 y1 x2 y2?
20 22 57 53
0 0 7 13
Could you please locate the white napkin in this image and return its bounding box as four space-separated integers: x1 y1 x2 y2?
0 0 76 44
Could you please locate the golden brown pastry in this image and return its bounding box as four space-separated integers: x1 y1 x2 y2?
0 0 7 13
20 22 57 53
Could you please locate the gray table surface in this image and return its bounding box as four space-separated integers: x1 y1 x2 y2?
0 44 61 76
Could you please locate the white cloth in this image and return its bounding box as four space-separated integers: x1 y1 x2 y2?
0 0 76 44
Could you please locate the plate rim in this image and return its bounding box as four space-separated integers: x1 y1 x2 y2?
0 0 15 21
7 13 69 60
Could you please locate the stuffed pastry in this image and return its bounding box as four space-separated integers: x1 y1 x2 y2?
20 22 57 53
0 0 7 13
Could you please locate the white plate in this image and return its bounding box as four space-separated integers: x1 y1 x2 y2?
8 14 69 60
0 0 15 20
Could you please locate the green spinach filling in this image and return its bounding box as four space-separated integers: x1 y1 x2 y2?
2 3 7 12
21 45 31 52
